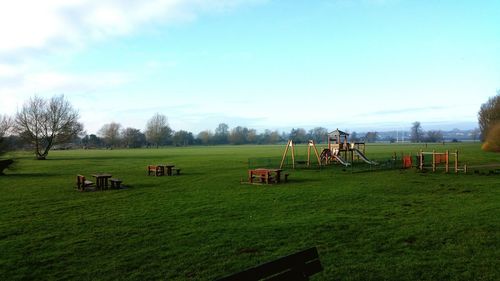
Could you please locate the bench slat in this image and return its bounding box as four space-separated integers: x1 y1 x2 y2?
217 247 321 281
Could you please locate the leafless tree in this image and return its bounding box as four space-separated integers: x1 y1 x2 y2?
15 95 83 159
121 127 145 148
145 113 172 148
478 90 500 141
0 114 13 159
98 122 122 148
0 115 12 139
410 121 424 143
426 130 443 143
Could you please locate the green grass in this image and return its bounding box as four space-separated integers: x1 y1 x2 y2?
0 143 499 280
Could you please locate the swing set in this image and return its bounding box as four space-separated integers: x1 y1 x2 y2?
280 140 321 169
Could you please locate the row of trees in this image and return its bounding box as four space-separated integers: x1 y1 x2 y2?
2 92 500 162
409 122 445 143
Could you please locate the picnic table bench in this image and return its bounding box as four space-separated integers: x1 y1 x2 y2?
248 168 283 184
110 178 123 189
217 247 322 281
148 165 165 176
76 175 94 191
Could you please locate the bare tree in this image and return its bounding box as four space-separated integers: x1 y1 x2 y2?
121 127 145 148
145 113 172 148
98 122 122 148
364 131 378 143
0 114 14 174
197 130 213 145
478 90 500 141
15 95 83 159
410 121 424 143
214 123 229 144
426 130 443 143
0 115 12 139
309 127 328 144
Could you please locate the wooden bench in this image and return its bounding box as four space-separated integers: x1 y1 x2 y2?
217 247 322 281
172 168 181 175
76 175 94 191
110 178 122 189
147 165 164 176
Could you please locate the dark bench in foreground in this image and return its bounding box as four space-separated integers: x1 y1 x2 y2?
217 247 322 281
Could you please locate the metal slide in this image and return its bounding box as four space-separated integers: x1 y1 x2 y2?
333 155 351 166
353 148 378 165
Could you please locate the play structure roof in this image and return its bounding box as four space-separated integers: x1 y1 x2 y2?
328 129 349 137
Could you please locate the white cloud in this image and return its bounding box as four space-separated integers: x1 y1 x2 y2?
0 0 264 58
0 0 264 117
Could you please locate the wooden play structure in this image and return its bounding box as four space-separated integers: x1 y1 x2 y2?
416 150 467 174
320 129 376 166
280 140 321 169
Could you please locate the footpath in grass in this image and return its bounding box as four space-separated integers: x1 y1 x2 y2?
0 143 499 280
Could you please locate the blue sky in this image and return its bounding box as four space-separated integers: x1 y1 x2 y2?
0 0 498 134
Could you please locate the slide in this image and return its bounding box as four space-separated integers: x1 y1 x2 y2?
353 148 378 165
333 155 351 166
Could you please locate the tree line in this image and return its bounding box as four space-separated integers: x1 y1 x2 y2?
1 91 500 161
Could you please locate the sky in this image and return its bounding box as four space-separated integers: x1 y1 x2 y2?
0 0 499 135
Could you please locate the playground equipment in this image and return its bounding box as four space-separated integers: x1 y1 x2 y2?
320 129 377 166
280 140 321 169
416 150 467 174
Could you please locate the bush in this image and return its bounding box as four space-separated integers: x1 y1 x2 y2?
482 122 500 152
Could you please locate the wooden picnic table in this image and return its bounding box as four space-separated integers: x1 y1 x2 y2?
92 173 112 190
160 164 175 176
248 168 283 184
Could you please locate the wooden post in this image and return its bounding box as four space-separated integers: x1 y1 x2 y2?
464 163 467 174
445 150 449 173
419 149 423 170
432 150 436 172
455 150 458 174
280 140 294 169
307 141 311 167
311 140 322 167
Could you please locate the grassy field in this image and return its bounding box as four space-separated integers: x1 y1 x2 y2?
0 143 499 280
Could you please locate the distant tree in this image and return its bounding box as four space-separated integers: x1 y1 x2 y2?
0 115 12 154
173 130 194 146
478 90 500 142
14 95 83 160
364 132 378 143
289 128 307 143
214 123 229 144
81 134 103 148
350 131 359 142
309 127 328 144
99 122 122 148
246 129 258 144
426 130 443 143
197 130 213 145
229 126 248 145
121 127 145 148
261 129 281 144
0 115 14 175
410 121 424 143
145 113 172 147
